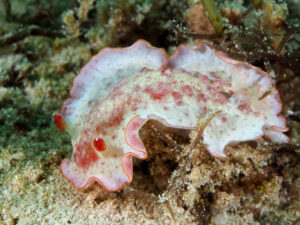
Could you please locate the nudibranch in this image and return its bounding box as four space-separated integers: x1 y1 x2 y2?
54 40 289 191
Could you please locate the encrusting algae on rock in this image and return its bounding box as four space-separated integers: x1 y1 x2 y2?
54 40 289 191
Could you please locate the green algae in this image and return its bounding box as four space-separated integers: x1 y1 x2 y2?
0 0 299 224
201 0 225 34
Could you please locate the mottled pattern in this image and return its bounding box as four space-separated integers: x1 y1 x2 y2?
55 40 288 191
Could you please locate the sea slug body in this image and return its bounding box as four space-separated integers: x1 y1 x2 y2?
54 40 289 191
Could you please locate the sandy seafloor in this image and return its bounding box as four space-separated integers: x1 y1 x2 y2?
0 0 299 224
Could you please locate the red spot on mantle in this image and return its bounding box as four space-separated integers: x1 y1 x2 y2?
171 91 183 105
130 98 142 111
107 105 125 127
112 78 129 92
212 78 223 91
161 66 172 76
94 104 125 133
199 105 207 114
201 75 211 84
93 138 106 151
144 82 169 100
238 101 253 113
53 113 66 131
196 92 207 102
179 68 193 76
212 92 229 104
181 85 194 97
74 134 98 169
220 114 227 122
